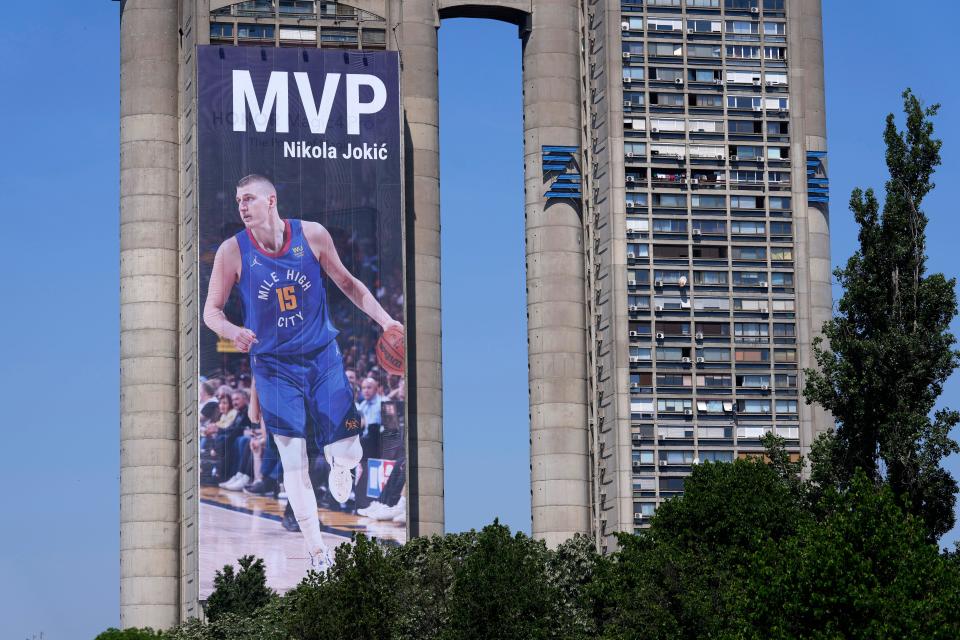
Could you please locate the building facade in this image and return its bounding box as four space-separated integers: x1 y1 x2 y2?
118 0 829 628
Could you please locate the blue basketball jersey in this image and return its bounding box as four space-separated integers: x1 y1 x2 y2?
235 219 338 355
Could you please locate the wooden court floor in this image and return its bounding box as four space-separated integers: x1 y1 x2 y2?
199 486 406 596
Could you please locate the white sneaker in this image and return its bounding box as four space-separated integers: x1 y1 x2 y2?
219 472 242 489
328 464 352 503
222 473 251 491
376 496 406 521
309 547 334 573
358 501 387 518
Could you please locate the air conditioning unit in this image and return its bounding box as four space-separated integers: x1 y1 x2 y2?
753 105 763 112
626 152 636 159
626 176 636 183
629 331 639 337
691 178 701 185
750 6 760 13
759 306 769 313
752 78 761 85
687 28 695 34
714 79 723 85
759 281 768 287
628 305 639 312
675 78 684 85
695 332 704 340
621 22 630 31
655 279 664 287
624 100 633 108
651 127 659 133
623 52 632 59
626 201 635 208
631 382 640 388
692 228 702 236
627 252 636 259
627 280 637 286
630 356 641 363
684 408 694 415
656 305 664 312
696 357 706 364
682 356 692 363
761 384 770 391
623 77 633 84
656 332 666 340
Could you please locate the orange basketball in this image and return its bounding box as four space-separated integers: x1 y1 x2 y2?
376 326 405 376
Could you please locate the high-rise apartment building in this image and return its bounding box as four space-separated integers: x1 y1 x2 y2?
581 0 831 552
118 0 828 627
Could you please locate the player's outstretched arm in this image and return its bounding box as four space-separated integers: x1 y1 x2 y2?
303 221 402 333
203 239 258 352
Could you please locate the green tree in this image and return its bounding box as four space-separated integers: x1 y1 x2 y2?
546 534 602 640
391 531 479 640
590 458 806 639
203 556 275 624
744 472 960 639
443 521 558 640
283 533 404 640
804 89 960 540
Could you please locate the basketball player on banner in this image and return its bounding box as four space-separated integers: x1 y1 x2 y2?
203 174 405 570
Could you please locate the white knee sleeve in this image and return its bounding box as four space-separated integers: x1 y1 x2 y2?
274 435 326 554
324 434 362 468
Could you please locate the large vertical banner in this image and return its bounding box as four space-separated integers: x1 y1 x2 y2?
196 46 406 598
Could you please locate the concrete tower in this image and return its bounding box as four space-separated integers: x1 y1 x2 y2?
119 0 181 630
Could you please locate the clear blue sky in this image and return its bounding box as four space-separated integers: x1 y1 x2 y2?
0 1 957 637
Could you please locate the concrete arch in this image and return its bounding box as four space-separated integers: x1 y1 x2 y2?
438 1 531 27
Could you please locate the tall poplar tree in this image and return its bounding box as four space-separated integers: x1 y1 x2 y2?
804 89 960 540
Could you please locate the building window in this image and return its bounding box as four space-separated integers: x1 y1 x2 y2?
738 399 772 414
774 348 797 363
694 220 727 234
653 196 687 211
210 23 234 39
733 246 766 261
692 194 726 209
238 24 275 39
726 20 759 34
736 348 769 362
689 20 722 33
771 273 794 287
649 43 684 57
688 44 723 59
731 221 765 235
694 271 728 285
735 323 769 338
727 45 761 60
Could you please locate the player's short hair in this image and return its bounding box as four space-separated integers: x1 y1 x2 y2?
236 174 276 192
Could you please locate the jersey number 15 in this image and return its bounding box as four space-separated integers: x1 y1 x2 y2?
276 286 298 312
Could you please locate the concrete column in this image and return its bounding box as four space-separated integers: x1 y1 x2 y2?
119 0 181 629
524 0 591 546
396 0 445 537
788 0 833 451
